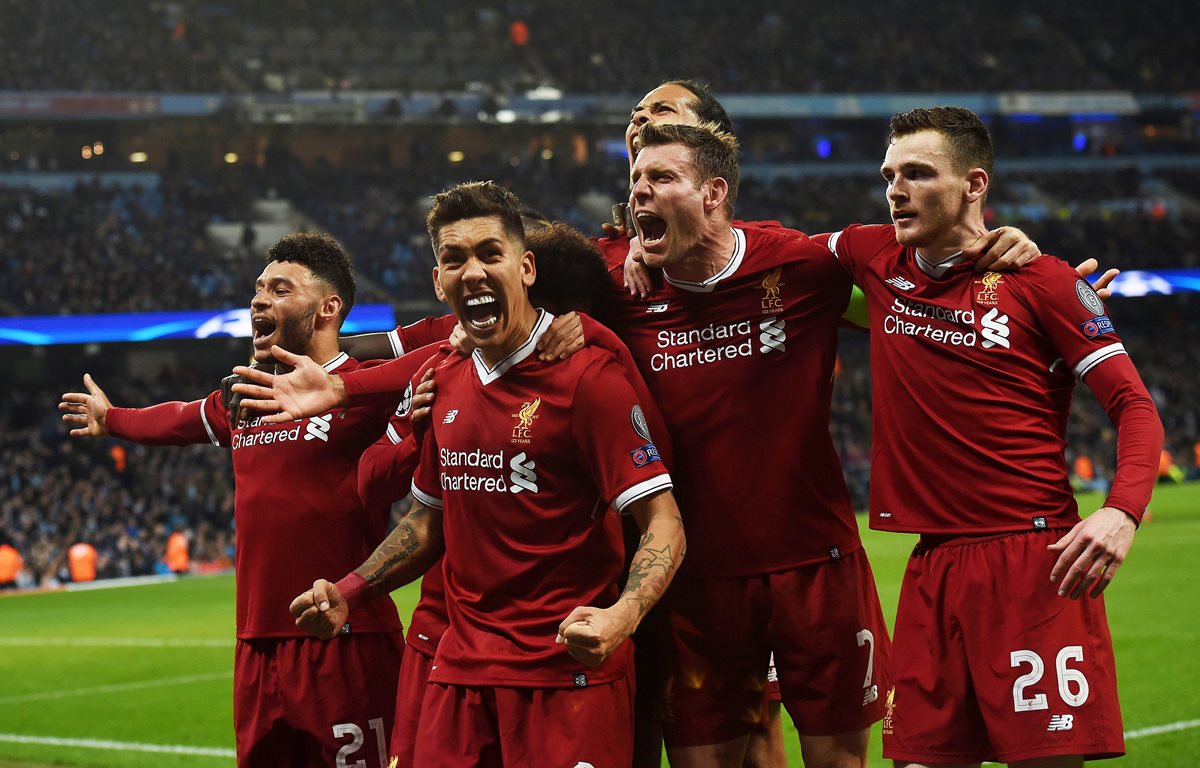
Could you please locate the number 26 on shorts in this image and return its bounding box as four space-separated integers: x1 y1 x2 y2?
1010 646 1090 712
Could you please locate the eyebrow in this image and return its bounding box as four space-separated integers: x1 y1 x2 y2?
631 99 676 118
439 237 506 253
255 275 297 289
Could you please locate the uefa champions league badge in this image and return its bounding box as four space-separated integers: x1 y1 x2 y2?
630 405 652 441
1075 279 1106 316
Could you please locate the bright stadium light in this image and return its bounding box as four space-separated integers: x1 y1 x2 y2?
81 146 93 160
495 109 517 124
224 152 239 164
92 142 104 156
129 152 148 163
447 150 465 163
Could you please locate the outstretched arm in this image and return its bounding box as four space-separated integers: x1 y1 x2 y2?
289 500 444 639
557 491 685 667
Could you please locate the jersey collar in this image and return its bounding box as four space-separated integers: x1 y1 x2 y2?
664 227 746 293
471 309 554 385
914 249 966 279
321 351 350 371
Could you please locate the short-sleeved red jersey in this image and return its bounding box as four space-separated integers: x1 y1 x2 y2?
599 225 860 577
411 310 673 688
385 314 459 357
105 352 403 638
828 223 1143 534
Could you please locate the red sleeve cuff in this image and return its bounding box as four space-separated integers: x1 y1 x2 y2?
335 572 370 612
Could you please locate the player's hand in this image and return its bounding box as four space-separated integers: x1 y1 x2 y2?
1073 258 1120 301
537 311 584 361
1048 506 1137 599
623 236 654 298
410 368 437 426
448 323 476 356
59 373 112 437
966 226 1040 272
231 346 345 423
289 579 349 640
556 605 634 668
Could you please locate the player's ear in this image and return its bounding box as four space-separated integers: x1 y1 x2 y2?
522 250 536 289
431 267 446 302
318 294 343 323
704 176 730 215
965 168 988 204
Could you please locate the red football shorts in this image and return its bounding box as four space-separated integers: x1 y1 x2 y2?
883 530 1125 764
234 632 404 768
388 643 435 768
661 548 890 747
411 677 634 767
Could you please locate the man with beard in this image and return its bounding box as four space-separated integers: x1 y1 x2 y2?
59 233 404 768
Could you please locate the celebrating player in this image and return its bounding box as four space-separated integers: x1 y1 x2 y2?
59 233 404 768
266 182 686 767
824 106 1163 767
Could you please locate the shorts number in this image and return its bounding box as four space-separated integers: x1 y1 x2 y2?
857 629 879 705
1010 646 1089 712
333 717 387 768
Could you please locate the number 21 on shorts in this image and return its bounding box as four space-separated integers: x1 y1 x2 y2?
1010 646 1090 712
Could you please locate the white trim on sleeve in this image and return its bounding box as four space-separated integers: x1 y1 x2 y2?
198 401 221 446
827 230 843 259
1074 343 1127 379
410 481 444 510
611 475 673 514
386 422 402 445
387 329 405 358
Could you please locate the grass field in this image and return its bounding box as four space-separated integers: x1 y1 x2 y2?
0 485 1196 767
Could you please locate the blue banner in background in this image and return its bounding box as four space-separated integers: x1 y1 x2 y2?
0 304 395 346
1091 269 1200 297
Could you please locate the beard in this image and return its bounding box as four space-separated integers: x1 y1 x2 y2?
273 303 317 370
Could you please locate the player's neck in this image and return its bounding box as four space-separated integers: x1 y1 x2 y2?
920 219 986 265
666 222 737 283
477 303 540 368
302 335 343 368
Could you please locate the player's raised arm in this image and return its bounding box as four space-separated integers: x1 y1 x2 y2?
59 373 112 437
557 490 685 668
289 499 444 639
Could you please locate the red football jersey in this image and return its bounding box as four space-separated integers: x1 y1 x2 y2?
384 314 459 357
601 225 860 577
105 352 403 638
828 223 1139 534
411 310 673 688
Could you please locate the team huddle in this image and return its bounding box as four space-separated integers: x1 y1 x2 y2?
59 81 1162 768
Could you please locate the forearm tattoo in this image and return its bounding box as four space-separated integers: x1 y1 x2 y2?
357 504 439 598
621 514 683 621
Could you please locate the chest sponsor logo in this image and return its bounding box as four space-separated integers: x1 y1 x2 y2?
442 409 459 424
980 308 1011 349
232 413 336 450
761 268 785 314
438 448 541 495
646 302 669 313
975 272 1003 306
885 276 916 291
1075 279 1105 316
510 398 541 444
1081 315 1115 339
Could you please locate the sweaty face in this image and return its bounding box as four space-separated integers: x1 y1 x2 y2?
881 130 977 251
626 83 702 164
629 143 708 269
434 216 536 359
249 261 325 363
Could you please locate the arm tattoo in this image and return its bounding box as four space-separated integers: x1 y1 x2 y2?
357 504 440 598
620 521 681 621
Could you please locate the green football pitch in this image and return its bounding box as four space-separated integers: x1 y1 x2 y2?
1 485 1196 768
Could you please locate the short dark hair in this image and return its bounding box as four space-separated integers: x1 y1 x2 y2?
266 233 355 321
889 107 994 177
426 181 526 253
526 222 613 326
636 121 740 217
660 79 733 134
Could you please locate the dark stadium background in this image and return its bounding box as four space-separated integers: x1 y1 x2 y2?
0 2 1197 764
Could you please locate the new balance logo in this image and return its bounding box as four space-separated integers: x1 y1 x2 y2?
886 276 916 291
980 307 1011 349
303 414 332 442
1047 714 1074 731
759 318 786 353
646 303 669 313
443 409 459 424
509 451 538 493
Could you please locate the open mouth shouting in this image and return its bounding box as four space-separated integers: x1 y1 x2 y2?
251 315 278 348
635 210 669 249
464 294 500 330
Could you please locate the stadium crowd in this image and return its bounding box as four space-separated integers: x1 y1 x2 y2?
2 0 1194 93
